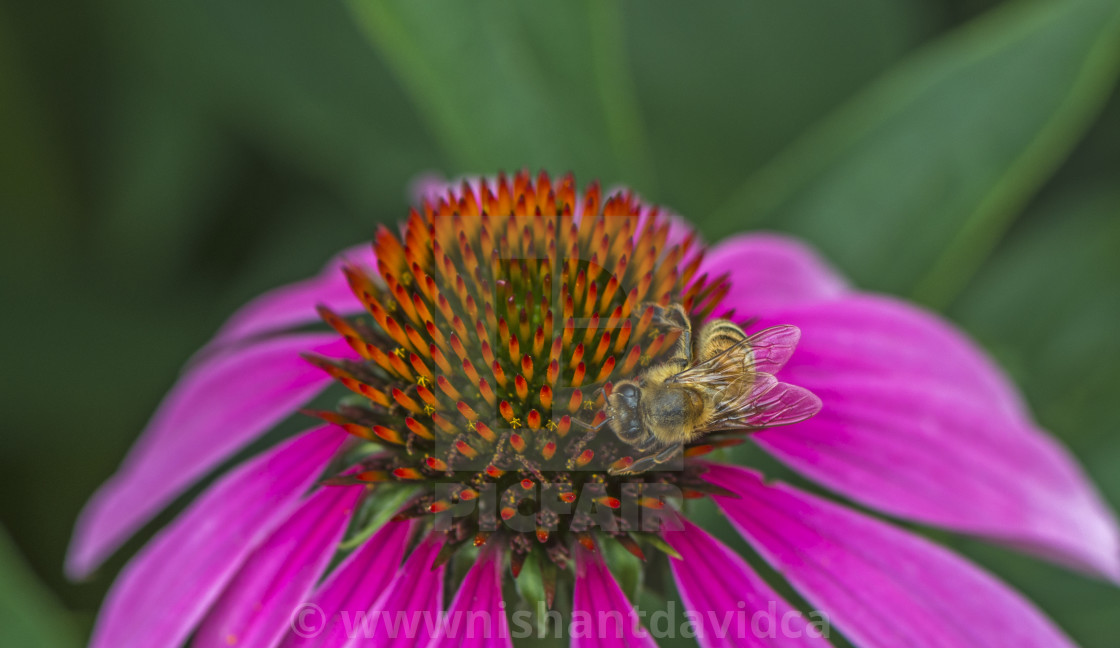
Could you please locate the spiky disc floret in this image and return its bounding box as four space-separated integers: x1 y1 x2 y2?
308 171 731 570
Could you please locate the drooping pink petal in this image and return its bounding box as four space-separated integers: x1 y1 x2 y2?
88 426 347 648
666 517 832 647
704 463 1076 648
341 533 446 648
703 234 847 317
572 542 657 648
206 243 375 351
746 294 1120 581
67 333 355 578
192 483 365 648
426 542 510 648
279 520 415 648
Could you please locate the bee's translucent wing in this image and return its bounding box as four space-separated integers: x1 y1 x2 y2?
666 325 802 388
695 373 822 434
663 339 749 389
740 324 801 375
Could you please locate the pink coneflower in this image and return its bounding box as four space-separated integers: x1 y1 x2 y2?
70 172 1118 647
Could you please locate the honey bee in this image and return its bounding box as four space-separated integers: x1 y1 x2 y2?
603 304 821 474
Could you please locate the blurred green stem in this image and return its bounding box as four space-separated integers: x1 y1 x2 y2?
913 4 1120 309
708 0 1120 308
346 0 480 170
347 0 654 186
585 0 656 190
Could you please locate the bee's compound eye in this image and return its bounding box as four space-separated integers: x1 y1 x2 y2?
614 382 640 405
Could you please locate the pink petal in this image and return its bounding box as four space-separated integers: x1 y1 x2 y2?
279 521 415 648
758 294 1027 416
409 172 458 206
426 542 510 648
703 233 848 316
192 483 365 648
572 542 657 648
704 463 1076 648
89 426 347 648
748 295 1120 580
206 243 374 351
666 517 832 647
342 534 446 648
67 333 355 578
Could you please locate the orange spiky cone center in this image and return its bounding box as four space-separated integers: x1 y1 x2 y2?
309 171 729 568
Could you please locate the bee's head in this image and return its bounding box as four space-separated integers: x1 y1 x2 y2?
605 380 645 445
609 381 641 411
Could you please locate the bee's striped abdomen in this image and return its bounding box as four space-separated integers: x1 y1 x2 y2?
694 319 747 363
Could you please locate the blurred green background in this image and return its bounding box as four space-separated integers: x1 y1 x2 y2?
2 0 1119 645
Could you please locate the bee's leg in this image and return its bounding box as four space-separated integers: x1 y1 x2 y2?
651 443 682 466
621 444 680 474
613 440 682 475
694 318 747 363
618 453 659 475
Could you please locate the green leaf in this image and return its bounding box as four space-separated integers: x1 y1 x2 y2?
103 0 441 212
346 0 653 188
513 550 563 638
340 484 417 550
711 0 1120 307
625 0 933 219
634 531 682 561
604 536 643 603
0 527 80 648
